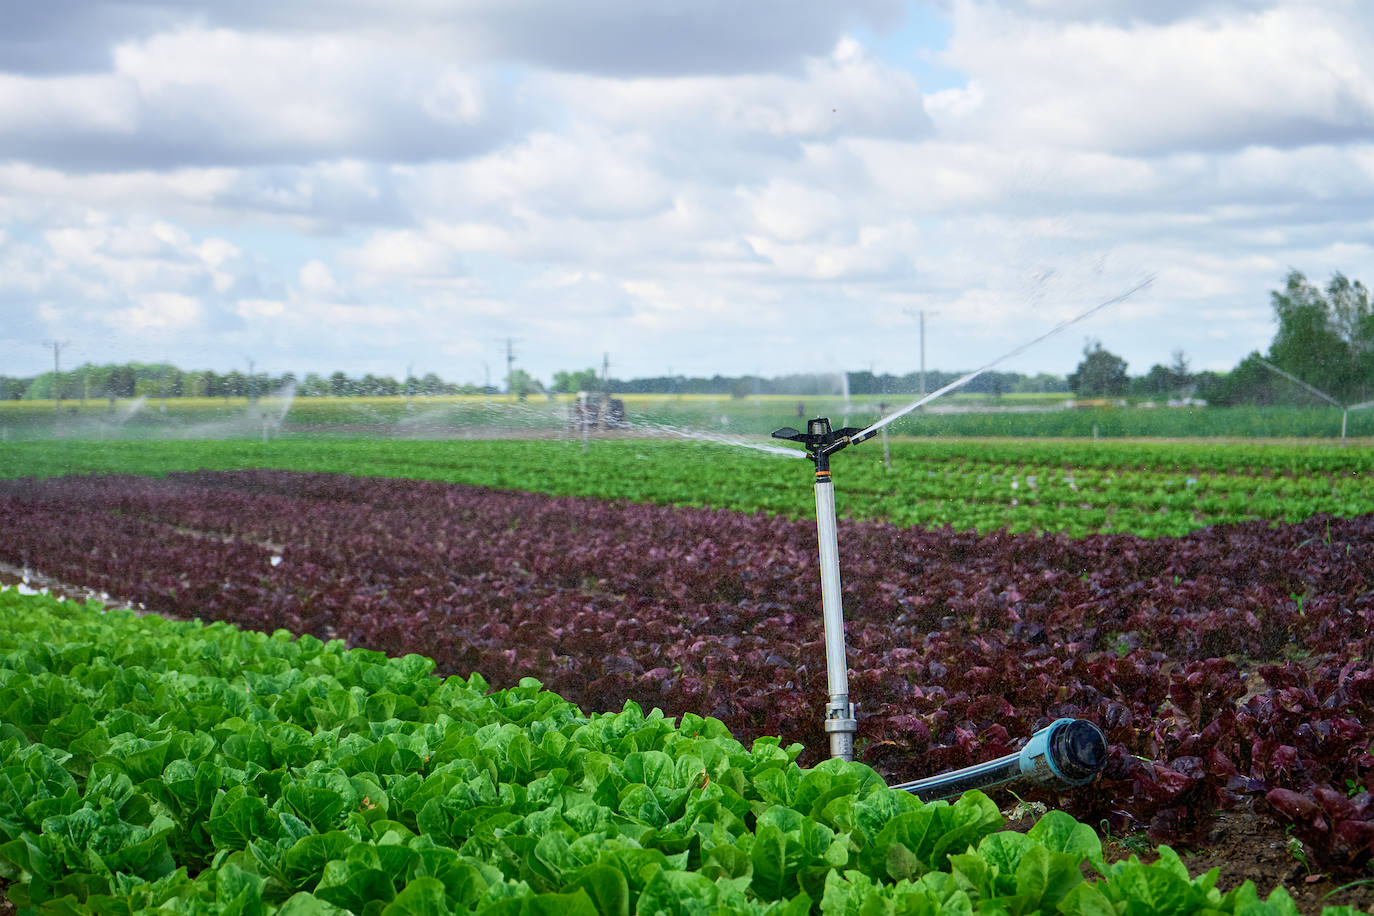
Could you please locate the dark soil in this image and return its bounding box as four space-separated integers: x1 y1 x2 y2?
1172 805 1373 914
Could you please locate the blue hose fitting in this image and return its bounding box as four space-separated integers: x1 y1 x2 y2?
890 717 1107 801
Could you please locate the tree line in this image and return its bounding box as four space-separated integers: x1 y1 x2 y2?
7 270 1368 405
0 365 492 402
1069 270 1374 406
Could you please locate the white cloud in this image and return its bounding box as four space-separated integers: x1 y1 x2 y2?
6 1 1374 383
0 27 515 170
236 298 285 319
298 260 340 298
113 291 202 329
545 37 931 145
345 229 457 281
934 2 1374 153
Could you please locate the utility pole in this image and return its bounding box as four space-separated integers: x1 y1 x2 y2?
494 338 520 395
902 310 936 395
602 352 610 392
920 311 926 395
247 358 256 404
43 339 68 418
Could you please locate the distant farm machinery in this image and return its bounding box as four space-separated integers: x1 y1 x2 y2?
568 391 627 431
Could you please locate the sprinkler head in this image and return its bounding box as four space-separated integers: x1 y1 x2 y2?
1048 719 1108 783
772 417 865 470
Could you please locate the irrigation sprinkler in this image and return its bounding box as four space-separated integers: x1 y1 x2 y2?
1255 358 1374 447
771 418 865 761
768 278 1154 797
774 416 1108 798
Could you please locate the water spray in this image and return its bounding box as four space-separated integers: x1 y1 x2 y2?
770 277 1155 797
1255 358 1374 447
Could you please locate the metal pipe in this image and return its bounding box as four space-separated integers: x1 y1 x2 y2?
890 718 1107 801
814 468 857 760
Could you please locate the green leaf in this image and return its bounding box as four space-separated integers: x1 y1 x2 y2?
977 831 1030 876
314 858 397 912
283 832 357 892
284 781 349 832
208 789 278 852
1056 881 1118 916
1012 844 1082 911
382 876 451 916
618 784 669 829
1026 810 1101 861
749 824 793 901
635 869 718 916
564 864 630 916
215 862 268 916
1102 861 1196 916
275 891 352 915
884 841 921 883
946 851 988 899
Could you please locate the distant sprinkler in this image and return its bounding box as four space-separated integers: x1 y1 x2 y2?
1255 358 1373 447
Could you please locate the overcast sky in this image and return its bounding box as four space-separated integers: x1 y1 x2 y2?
4 0 1372 386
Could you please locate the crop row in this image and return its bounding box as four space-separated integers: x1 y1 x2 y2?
2 470 1372 872
3 438 1373 538
6 589 1325 915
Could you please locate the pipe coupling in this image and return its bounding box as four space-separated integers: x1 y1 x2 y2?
824 700 858 762
825 698 855 727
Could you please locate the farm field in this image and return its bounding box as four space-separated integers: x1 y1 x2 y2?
2 393 1372 440
1 437 1372 538
4 588 1332 916
1 438 1373 911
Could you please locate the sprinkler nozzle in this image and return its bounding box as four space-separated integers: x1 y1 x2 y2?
1047 718 1108 783
890 718 1109 801
1022 717 1108 788
773 417 865 471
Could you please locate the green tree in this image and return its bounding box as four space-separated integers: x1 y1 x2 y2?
508 369 543 400
419 372 444 396
299 372 327 396
552 368 601 393
1133 364 1174 397
1169 349 1191 398
1206 352 1280 406
1269 270 1350 399
1068 339 1128 397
